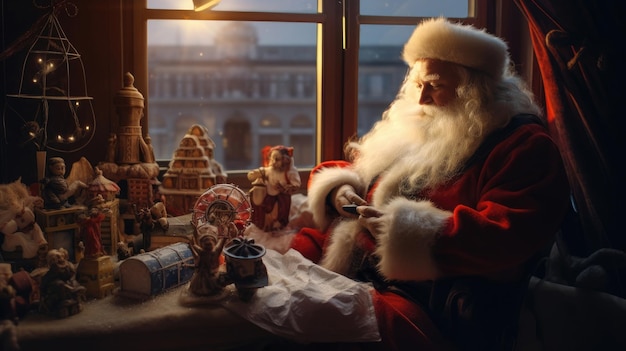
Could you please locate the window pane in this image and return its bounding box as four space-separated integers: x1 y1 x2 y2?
147 20 317 171
148 0 192 10
360 0 470 17
148 0 318 13
357 25 412 136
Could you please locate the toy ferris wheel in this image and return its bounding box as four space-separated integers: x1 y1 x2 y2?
191 184 252 232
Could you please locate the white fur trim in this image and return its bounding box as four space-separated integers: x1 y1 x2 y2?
402 17 509 79
375 197 452 281
319 219 362 276
307 167 365 230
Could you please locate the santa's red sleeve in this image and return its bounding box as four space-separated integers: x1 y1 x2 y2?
290 160 356 263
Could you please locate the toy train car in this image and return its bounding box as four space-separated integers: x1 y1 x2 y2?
117 242 195 299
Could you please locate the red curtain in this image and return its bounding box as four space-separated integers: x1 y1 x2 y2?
514 0 626 255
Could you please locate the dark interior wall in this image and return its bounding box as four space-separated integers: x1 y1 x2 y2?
1 0 42 185
1 0 122 185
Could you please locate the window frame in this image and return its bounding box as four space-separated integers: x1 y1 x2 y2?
127 0 488 189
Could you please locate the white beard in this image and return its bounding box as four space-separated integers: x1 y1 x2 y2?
351 96 489 195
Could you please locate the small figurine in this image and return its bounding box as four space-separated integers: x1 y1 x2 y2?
187 232 230 296
1 180 48 267
40 157 87 209
134 205 153 252
186 193 243 297
75 241 85 264
133 201 169 252
6 268 37 321
247 145 301 231
149 201 169 232
0 204 48 259
116 241 133 261
1 264 36 342
39 248 86 318
77 208 106 259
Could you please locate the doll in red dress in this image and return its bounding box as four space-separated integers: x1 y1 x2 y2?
78 208 106 258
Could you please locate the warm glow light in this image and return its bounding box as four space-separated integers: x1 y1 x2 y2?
193 0 220 11
45 62 55 74
10 11 97 153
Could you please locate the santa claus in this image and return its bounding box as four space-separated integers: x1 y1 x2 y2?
290 18 570 350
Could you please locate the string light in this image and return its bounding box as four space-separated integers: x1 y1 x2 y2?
5 0 96 153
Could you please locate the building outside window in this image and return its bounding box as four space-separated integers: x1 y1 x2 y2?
143 0 475 172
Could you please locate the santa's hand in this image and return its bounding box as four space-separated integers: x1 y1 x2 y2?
357 206 385 238
331 184 367 217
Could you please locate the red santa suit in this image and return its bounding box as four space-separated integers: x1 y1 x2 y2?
290 118 570 350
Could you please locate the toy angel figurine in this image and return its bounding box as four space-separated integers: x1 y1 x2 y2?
247 145 301 231
187 232 230 296
40 157 87 209
187 200 240 296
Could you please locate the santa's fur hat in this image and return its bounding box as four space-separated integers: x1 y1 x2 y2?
402 17 510 79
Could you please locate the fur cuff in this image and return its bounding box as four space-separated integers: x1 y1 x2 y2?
307 167 365 230
319 219 362 276
375 197 452 281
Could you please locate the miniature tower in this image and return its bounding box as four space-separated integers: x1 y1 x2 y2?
98 72 159 180
98 72 160 218
114 72 155 165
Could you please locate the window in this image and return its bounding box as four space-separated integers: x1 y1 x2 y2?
135 0 481 177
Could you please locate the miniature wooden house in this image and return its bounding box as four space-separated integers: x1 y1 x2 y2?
159 124 227 216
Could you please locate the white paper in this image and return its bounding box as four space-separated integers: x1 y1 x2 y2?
220 248 381 343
